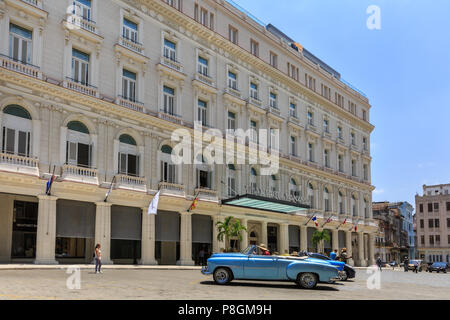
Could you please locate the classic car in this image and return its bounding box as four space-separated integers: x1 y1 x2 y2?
427 262 448 273
201 245 340 289
307 253 356 281
408 260 428 272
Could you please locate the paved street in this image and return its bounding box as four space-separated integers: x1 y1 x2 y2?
0 268 449 300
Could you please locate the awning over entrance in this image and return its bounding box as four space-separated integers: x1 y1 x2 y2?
221 194 310 214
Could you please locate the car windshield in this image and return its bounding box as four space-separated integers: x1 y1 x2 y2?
241 245 256 255
311 254 329 260
433 262 445 267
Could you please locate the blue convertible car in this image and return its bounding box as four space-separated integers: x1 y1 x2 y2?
202 245 340 289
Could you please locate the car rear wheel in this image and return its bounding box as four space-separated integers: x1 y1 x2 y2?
213 268 232 285
296 273 318 289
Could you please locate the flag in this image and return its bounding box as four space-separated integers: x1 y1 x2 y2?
343 219 347 225
326 217 332 224
188 195 199 212
45 174 55 195
354 225 358 232
312 216 319 227
148 191 160 215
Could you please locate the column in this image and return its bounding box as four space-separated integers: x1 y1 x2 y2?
300 225 307 252
358 232 365 267
212 215 224 253
280 223 290 255
345 231 354 266
368 233 375 265
141 208 158 265
94 202 113 264
35 195 58 264
177 212 195 266
261 221 268 247
332 229 339 253
240 218 249 251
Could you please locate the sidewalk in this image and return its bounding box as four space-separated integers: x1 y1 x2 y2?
0 264 203 271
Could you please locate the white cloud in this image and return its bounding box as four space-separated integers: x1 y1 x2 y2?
373 188 385 195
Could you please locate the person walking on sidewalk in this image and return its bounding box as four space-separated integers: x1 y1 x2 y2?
376 256 383 272
403 257 409 272
94 244 103 274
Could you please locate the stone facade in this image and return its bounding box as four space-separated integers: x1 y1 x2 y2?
416 184 450 263
0 0 376 266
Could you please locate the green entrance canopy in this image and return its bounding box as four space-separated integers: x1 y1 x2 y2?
221 194 310 214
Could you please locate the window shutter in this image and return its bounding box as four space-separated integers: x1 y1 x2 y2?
136 154 140 177
88 144 93 168
118 152 122 173
27 132 31 157
2 127 5 153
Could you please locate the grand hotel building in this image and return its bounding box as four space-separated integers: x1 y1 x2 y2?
0 0 376 266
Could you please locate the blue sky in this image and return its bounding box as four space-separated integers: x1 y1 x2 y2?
232 0 450 210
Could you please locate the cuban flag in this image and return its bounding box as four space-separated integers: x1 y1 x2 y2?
312 216 319 227
354 225 358 232
45 174 55 195
343 219 347 225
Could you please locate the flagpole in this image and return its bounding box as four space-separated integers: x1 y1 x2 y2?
104 175 116 202
188 190 201 213
47 165 56 196
303 212 315 226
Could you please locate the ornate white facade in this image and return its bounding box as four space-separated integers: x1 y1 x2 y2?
0 0 376 266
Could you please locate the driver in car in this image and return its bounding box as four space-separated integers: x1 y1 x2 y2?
257 244 271 256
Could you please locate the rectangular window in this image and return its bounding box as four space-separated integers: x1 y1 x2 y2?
308 143 314 162
250 39 259 56
428 203 433 212
363 137 368 150
9 23 32 64
348 101 357 114
227 112 236 132
198 56 208 76
71 48 89 85
2 127 30 157
421 236 425 245
250 120 258 143
321 84 331 100
435 219 440 228
250 82 258 100
335 93 344 107
305 74 316 91
351 132 356 145
447 218 450 228
290 136 296 156
229 26 238 44
323 119 329 133
73 0 92 21
163 86 175 115
363 164 368 180
429 235 434 245
324 149 330 168
434 203 439 211
161 161 176 184
429 219 434 228
122 69 136 102
289 103 297 118
123 18 138 43
270 52 278 68
447 202 450 211
307 111 313 126
420 219 424 229
338 126 343 139
119 153 139 177
338 155 344 172
200 8 208 26
362 109 367 121
197 99 207 126
351 160 357 176
163 39 176 61
228 71 237 90
197 169 212 189
269 92 277 109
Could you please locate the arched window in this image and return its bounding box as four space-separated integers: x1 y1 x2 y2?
2 105 32 157
118 134 139 177
66 121 92 167
227 164 236 197
250 168 257 193
289 178 299 198
308 183 315 209
160 145 175 183
324 187 330 212
338 191 344 214
352 194 357 216
195 153 213 189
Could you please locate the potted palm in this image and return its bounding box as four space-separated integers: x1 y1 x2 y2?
311 229 331 254
216 216 248 252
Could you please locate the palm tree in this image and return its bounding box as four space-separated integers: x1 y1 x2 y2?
311 229 331 254
216 216 248 252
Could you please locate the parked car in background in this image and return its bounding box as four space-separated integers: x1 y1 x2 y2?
307 253 356 281
408 260 428 272
427 262 449 273
202 245 340 289
388 261 398 268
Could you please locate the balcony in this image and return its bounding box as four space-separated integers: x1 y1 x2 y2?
158 182 185 197
118 36 144 55
194 72 215 88
0 54 42 79
195 188 219 202
0 153 39 176
160 55 183 73
63 78 99 98
7 0 47 19
116 96 144 113
158 109 188 126
61 164 98 185
224 86 242 99
65 14 98 35
115 174 147 193
21 0 43 8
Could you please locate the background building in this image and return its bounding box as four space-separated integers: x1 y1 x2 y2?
416 184 450 263
0 0 375 266
373 201 414 262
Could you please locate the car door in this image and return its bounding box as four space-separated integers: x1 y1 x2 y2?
243 255 279 280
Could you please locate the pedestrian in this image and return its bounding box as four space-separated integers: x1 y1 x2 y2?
330 249 338 260
199 247 205 266
404 257 409 272
339 248 350 264
94 243 102 274
413 261 419 274
376 256 383 272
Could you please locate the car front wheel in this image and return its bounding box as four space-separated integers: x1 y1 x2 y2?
340 272 348 281
213 268 232 285
297 273 318 289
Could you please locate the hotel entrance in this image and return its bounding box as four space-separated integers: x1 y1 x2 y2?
11 200 38 260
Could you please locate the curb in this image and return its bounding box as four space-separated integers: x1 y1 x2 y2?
0 265 203 271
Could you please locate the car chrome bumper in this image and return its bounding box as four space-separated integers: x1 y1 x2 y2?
201 266 212 275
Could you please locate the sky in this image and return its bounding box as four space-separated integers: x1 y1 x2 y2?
231 0 450 211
